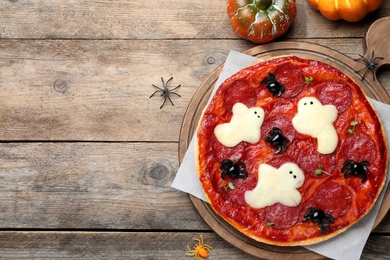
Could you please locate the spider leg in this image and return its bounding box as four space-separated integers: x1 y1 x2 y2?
165 77 174 85
354 54 368 63
319 223 325 234
170 92 181 97
361 172 367 183
160 77 166 86
319 219 330 234
355 66 369 73
149 90 162 98
151 84 164 91
166 94 175 106
361 68 370 81
169 84 181 92
160 95 168 109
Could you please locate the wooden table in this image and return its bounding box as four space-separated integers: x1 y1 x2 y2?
0 1 389 259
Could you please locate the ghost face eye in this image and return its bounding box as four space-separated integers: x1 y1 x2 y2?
310 101 314 105
254 111 261 118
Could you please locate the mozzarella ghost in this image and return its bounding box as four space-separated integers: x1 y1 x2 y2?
292 97 338 154
214 102 265 147
245 163 305 208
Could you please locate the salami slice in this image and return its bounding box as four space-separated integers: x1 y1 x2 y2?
264 203 300 229
211 135 244 162
314 181 352 218
266 154 295 169
288 140 336 178
264 101 295 118
223 80 257 112
338 133 377 165
274 63 305 98
316 80 352 113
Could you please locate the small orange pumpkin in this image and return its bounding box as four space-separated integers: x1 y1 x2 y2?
307 0 383 22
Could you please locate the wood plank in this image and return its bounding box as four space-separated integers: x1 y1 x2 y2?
1 39 388 141
0 142 388 232
0 232 260 259
0 39 249 142
0 0 389 40
0 231 388 259
0 142 208 230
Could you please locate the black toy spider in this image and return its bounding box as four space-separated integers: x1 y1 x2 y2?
355 51 383 81
264 127 289 154
260 73 285 97
303 207 334 234
220 159 248 180
342 159 370 183
150 77 181 108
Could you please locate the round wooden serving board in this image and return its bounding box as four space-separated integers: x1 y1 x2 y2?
179 17 390 259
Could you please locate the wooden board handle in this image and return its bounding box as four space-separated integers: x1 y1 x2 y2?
363 17 390 68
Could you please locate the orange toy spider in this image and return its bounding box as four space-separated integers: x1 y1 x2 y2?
186 235 212 260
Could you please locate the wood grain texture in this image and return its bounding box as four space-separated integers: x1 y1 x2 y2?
0 0 390 258
0 39 388 141
0 231 387 259
0 0 389 39
0 142 209 230
0 232 260 259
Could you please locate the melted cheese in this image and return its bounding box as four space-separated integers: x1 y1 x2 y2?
292 97 338 154
214 103 265 147
245 163 305 208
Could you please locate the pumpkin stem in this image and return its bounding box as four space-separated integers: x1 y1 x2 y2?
254 0 273 10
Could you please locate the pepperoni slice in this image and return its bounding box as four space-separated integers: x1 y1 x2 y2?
314 181 352 218
261 115 296 150
266 154 295 169
211 135 244 162
338 133 376 166
316 80 352 113
225 176 257 207
264 203 300 229
274 63 305 98
265 101 295 118
288 140 336 178
223 80 257 112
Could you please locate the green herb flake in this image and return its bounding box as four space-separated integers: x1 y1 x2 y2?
314 164 331 176
305 76 314 83
267 222 274 227
350 120 359 126
228 182 235 190
348 120 359 134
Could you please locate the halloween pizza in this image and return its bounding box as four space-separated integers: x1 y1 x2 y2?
194 56 388 246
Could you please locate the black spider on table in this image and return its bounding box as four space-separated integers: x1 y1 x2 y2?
342 159 370 183
264 127 289 154
220 159 248 180
150 77 181 108
354 50 383 81
303 207 334 234
260 73 285 97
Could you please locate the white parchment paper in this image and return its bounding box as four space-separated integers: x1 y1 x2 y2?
171 50 390 260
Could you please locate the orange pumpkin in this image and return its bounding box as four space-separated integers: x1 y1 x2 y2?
307 0 383 22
